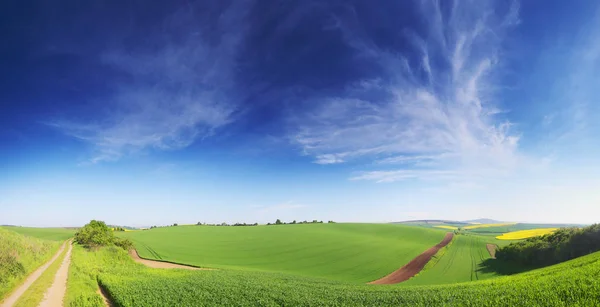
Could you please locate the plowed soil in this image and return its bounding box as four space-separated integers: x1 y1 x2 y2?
486 244 497 259
369 232 454 285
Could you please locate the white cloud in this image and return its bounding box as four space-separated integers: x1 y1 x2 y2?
49 4 248 163
292 0 522 183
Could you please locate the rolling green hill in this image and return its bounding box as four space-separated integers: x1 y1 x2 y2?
119 223 447 282
1 226 76 241
71 243 600 306
402 234 498 285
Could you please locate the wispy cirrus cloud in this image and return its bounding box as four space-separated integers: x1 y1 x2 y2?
293 0 522 183
49 3 249 163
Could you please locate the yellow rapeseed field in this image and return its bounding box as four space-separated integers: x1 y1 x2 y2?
496 228 558 240
434 225 458 230
463 223 516 230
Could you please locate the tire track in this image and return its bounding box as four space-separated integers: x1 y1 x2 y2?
39 242 72 307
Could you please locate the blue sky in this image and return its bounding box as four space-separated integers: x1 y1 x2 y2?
1 0 599 227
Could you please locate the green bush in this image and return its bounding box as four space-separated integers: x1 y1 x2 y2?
74 220 133 251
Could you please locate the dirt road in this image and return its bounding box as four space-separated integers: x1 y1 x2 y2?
369 232 454 285
0 241 67 307
38 242 72 307
129 249 205 270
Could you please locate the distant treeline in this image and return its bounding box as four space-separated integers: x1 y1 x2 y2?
147 220 336 228
266 219 335 225
496 224 600 267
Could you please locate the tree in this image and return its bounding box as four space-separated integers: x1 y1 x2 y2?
74 220 133 250
173 223 178 226
292 220 297 224
275 219 283 225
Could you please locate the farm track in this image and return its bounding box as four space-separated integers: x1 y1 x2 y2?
369 232 454 285
486 244 497 259
0 241 67 307
129 249 208 270
39 241 72 307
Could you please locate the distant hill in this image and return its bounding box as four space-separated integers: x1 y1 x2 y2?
394 220 471 225
462 218 504 224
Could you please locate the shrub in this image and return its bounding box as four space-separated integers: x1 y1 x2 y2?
74 220 133 251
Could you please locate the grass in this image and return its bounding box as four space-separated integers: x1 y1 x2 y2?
1 226 76 241
65 244 130 307
0 228 60 301
76 244 600 306
496 228 559 240
13 243 69 307
119 223 447 283
402 234 498 285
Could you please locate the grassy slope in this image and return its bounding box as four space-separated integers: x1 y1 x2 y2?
91 246 600 306
120 223 447 282
2 227 76 241
0 228 60 300
402 234 498 285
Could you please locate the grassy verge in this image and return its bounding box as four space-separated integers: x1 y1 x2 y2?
65 244 134 307
0 228 61 300
13 243 69 307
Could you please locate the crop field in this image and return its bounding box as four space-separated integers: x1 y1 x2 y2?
401 234 498 285
81 245 600 306
433 225 458 230
496 228 559 240
462 223 516 230
1 226 76 241
119 223 447 282
464 223 579 235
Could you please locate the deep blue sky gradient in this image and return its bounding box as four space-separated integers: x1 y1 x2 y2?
1 0 599 226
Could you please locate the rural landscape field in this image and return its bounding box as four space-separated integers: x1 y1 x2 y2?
1 220 600 306
3 0 600 306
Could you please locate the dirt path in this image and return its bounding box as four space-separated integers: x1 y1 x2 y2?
0 242 67 307
38 242 72 307
486 244 497 259
369 232 454 285
129 249 205 270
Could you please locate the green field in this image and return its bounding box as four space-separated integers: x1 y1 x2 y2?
119 223 447 282
1 226 76 241
69 244 600 306
403 234 498 285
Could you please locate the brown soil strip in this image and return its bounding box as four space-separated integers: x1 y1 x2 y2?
129 249 207 270
0 241 67 307
486 244 497 259
369 232 454 285
97 285 114 307
39 242 73 307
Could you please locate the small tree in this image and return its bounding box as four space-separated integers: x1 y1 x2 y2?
275 219 283 225
173 223 178 226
